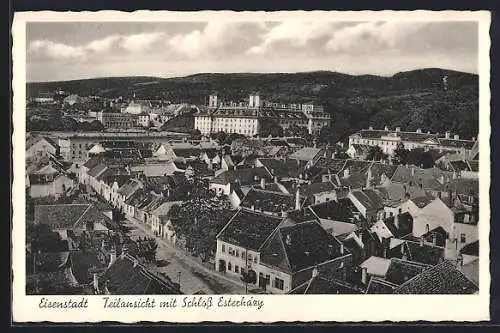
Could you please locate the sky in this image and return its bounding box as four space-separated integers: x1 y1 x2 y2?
26 21 479 82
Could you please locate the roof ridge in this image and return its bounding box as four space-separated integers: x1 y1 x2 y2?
72 204 93 228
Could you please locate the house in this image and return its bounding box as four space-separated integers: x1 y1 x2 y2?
216 209 284 284
210 167 271 196
359 256 391 285
258 221 352 294
116 178 143 214
255 158 305 180
348 188 385 221
216 208 352 294
239 187 307 216
370 212 413 242
394 260 478 294
150 201 183 237
28 163 74 198
34 203 118 239
346 144 372 159
298 181 337 204
289 147 324 166
26 136 60 162
97 252 182 294
87 163 109 195
309 198 362 237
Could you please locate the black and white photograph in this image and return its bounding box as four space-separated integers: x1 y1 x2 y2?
12 10 491 322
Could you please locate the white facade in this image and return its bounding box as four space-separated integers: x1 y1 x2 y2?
194 115 213 135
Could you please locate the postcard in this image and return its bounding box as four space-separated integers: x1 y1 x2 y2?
12 10 491 323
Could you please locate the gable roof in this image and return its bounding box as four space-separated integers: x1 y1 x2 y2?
260 221 347 274
239 187 306 213
87 163 108 178
211 167 271 185
289 147 323 161
34 204 117 231
394 260 478 294
309 198 361 223
101 254 182 294
216 209 283 251
151 201 183 217
350 189 384 211
402 241 445 266
366 277 399 294
384 258 431 285
117 179 142 197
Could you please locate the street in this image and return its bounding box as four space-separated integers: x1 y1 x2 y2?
123 216 248 295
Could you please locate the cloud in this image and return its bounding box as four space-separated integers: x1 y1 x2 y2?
120 32 165 53
29 40 86 60
86 35 121 53
168 21 267 59
325 21 428 53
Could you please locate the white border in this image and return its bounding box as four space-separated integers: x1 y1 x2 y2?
12 10 491 323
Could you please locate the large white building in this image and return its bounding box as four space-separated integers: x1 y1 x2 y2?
348 127 477 157
194 95 330 136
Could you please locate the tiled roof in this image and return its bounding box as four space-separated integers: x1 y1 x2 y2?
34 204 117 231
365 277 398 294
445 178 479 197
460 240 479 257
309 198 361 223
402 241 445 266
384 258 431 285
313 158 347 174
410 195 436 208
212 167 271 186
289 147 323 161
394 260 478 294
117 179 142 197
382 213 413 238
240 188 306 213
350 189 384 211
83 156 103 169
290 275 363 294
257 158 303 178
295 181 336 197
391 166 451 190
70 250 107 285
217 209 283 251
438 138 475 150
260 221 346 274
87 163 108 178
101 254 182 294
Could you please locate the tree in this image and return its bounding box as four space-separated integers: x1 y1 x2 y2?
366 146 388 161
189 129 202 140
406 149 436 169
393 142 409 165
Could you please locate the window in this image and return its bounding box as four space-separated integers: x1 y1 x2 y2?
274 278 284 290
248 254 253 261
228 262 232 271
254 257 258 264
235 265 239 273
460 234 466 243
221 244 225 253
241 251 246 259
265 274 270 285
235 249 239 257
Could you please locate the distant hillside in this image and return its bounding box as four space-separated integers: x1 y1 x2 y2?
27 68 479 141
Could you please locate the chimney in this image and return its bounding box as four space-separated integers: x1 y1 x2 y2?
332 152 336 159
369 125 373 130
361 266 368 285
432 233 437 246
419 237 424 247
394 213 400 228
416 128 422 133
274 176 278 183
251 204 255 211
384 126 389 131
260 177 266 189
340 243 344 255
295 185 301 210
395 127 401 132
445 131 451 139
411 167 415 177
472 137 476 142
454 134 459 140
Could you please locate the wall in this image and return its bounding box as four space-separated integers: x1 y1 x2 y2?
412 199 454 237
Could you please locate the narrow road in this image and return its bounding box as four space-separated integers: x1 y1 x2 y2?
123 216 248 295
